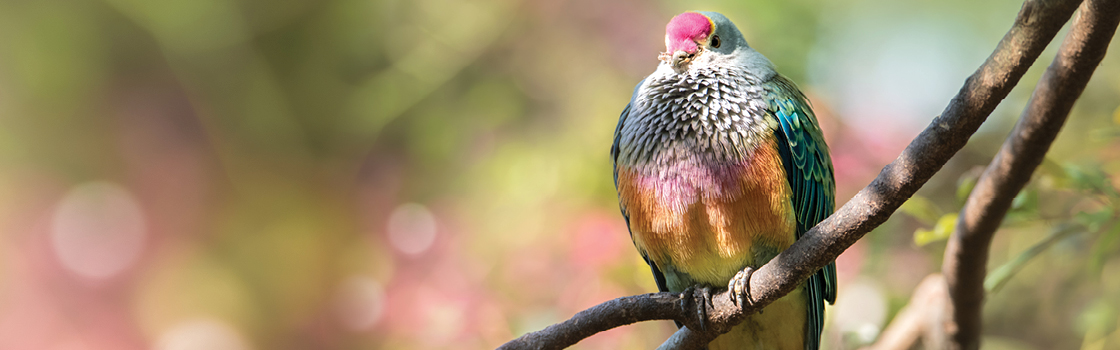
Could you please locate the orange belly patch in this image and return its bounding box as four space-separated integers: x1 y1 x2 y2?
617 138 795 286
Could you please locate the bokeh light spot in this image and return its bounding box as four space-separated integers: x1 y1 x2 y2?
831 278 887 344
334 275 386 331
386 203 437 255
50 181 146 279
156 319 250 350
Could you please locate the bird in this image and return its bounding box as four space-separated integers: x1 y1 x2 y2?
610 11 837 350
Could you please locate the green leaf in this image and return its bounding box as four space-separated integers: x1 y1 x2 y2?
1089 221 1120 273
914 213 958 246
1064 164 1111 194
956 167 983 203
899 195 943 226
1034 158 1073 191
985 223 1085 294
1074 209 1113 232
1007 188 1040 218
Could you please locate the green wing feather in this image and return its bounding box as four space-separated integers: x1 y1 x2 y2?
766 75 838 350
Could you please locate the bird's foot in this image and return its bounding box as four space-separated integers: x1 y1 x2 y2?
681 285 716 331
728 267 757 312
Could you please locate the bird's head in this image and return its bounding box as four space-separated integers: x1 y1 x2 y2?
659 11 747 73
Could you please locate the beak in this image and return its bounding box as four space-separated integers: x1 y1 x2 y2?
660 49 697 71
667 50 694 68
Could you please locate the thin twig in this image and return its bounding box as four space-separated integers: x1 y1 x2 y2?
941 0 1120 349
862 274 949 350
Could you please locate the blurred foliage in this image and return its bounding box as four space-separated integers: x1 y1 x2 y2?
0 0 1118 349
985 223 1084 294
913 212 958 247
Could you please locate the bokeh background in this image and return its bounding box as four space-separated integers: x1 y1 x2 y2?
1 0 1119 349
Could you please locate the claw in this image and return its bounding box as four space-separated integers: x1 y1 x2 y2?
683 285 715 332
679 289 691 318
728 267 756 310
696 285 713 331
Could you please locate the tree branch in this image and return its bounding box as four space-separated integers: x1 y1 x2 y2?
497 0 1089 348
941 0 1120 349
660 0 1084 347
496 293 685 350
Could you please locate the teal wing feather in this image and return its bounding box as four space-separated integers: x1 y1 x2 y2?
765 75 838 350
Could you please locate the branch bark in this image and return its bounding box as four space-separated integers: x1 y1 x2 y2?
941 0 1120 349
497 0 1097 348
496 293 684 350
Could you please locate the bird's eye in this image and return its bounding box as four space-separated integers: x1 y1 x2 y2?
710 35 721 48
